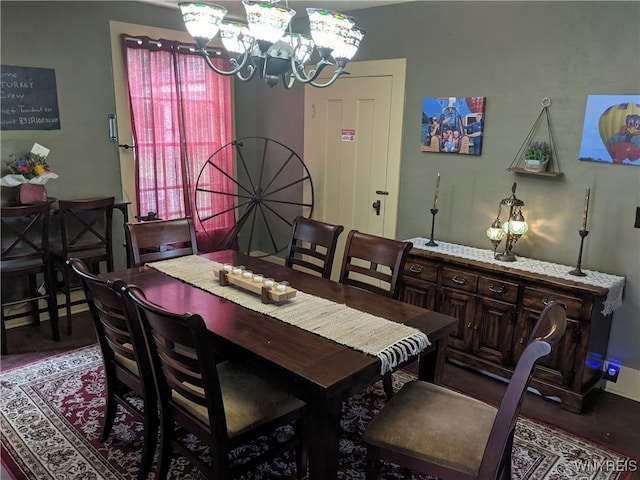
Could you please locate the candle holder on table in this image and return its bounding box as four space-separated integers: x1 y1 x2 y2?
568 229 589 277
426 208 439 246
214 266 297 304
427 173 441 247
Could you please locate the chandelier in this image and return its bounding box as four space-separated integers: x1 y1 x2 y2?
179 1 365 89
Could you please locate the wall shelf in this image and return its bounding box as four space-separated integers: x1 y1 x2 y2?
507 167 564 177
507 98 563 177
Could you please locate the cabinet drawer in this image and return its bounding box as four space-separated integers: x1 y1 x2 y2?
478 276 518 304
523 287 583 318
441 267 478 293
404 258 438 283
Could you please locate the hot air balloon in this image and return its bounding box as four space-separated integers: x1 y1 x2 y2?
598 103 640 163
466 96 486 114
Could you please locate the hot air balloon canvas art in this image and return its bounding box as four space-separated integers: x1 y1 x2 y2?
421 96 486 155
579 94 640 166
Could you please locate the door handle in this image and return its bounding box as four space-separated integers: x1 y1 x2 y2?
372 199 381 215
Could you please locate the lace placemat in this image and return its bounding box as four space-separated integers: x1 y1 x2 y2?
147 255 431 375
406 238 625 316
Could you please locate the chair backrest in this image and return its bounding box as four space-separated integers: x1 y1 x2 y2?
479 301 567 479
125 284 229 445
339 230 413 299
58 197 114 269
67 257 152 395
1 203 51 266
126 217 198 267
285 216 344 279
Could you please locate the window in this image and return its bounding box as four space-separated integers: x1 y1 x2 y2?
122 35 235 251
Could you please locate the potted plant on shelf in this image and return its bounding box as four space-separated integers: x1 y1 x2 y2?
524 141 551 172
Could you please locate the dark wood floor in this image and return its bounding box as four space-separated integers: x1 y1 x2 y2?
2 312 639 479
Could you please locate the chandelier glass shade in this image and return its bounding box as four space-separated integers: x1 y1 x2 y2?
179 1 366 88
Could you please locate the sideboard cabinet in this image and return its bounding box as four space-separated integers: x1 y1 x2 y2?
399 239 625 413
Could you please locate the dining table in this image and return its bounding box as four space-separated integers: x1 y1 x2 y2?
106 249 457 480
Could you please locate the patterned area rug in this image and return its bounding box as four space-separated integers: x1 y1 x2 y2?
0 345 634 480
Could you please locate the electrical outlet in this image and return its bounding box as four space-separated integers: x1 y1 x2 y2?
604 363 620 383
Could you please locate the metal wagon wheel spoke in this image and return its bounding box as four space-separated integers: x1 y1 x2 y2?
195 137 314 257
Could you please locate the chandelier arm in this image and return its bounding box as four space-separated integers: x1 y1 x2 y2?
197 48 249 76
310 68 350 88
282 73 297 90
235 63 258 82
289 58 334 84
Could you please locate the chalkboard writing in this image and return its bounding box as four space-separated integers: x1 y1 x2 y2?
1 65 61 131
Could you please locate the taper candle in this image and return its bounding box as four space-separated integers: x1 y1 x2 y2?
433 173 441 209
582 187 590 230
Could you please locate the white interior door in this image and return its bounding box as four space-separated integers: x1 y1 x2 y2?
303 59 406 279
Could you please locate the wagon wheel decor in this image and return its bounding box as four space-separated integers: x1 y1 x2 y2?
195 137 314 257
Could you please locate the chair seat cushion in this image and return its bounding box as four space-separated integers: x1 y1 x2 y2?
1 256 46 273
114 343 139 376
50 246 108 262
362 380 497 476
172 360 305 438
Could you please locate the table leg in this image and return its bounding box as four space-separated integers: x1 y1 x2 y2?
306 397 342 480
418 335 449 384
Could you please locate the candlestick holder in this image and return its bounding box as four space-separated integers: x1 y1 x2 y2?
426 208 438 246
568 229 589 277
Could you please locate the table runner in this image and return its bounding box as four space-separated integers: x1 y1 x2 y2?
147 255 431 375
406 237 626 316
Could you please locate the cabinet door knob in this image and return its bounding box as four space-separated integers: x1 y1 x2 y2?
542 297 553 306
467 322 473 329
519 338 525 344
409 264 423 274
452 275 467 285
473 324 479 330
489 283 506 294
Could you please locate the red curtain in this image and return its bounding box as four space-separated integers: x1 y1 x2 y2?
122 35 235 251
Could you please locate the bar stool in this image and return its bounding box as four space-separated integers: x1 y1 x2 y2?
50 197 115 335
1 203 60 354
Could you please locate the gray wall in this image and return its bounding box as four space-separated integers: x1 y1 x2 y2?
2 2 639 372
238 1 640 372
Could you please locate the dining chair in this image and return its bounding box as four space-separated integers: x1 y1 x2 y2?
339 230 413 300
1 203 60 355
125 284 308 480
362 301 568 480
67 258 157 480
284 216 344 279
125 217 198 267
339 230 413 399
51 196 115 335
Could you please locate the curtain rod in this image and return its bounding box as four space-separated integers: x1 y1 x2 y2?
123 35 223 55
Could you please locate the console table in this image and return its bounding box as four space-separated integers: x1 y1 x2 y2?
400 237 626 413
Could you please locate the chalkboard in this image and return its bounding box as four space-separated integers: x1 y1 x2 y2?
1 65 61 131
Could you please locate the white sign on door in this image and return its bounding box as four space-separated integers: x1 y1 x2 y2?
341 129 356 142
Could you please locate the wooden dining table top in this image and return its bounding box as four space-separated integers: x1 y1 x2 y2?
105 249 457 480
107 250 456 399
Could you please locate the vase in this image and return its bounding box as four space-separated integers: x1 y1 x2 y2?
523 158 549 173
17 183 47 204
